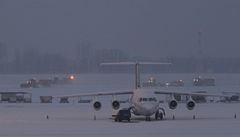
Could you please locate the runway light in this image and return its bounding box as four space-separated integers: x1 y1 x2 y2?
69 75 75 80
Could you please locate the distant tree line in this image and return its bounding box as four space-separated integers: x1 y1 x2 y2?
1 42 240 73
157 56 240 73
0 43 130 74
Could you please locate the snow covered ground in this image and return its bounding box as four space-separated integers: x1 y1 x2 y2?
0 103 239 137
0 73 240 137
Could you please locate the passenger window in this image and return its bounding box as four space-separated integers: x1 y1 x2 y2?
149 98 157 102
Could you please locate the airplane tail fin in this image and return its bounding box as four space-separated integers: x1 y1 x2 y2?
100 62 171 89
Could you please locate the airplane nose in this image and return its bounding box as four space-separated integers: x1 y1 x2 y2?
142 104 155 114
144 105 153 110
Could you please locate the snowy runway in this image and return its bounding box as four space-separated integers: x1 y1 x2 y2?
0 103 239 137
0 73 240 136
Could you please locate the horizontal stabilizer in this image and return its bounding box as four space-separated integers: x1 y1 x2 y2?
100 62 171 66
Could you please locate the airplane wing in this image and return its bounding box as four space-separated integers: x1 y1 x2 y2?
53 90 133 98
154 90 229 97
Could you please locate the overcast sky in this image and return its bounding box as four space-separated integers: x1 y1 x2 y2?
0 0 240 58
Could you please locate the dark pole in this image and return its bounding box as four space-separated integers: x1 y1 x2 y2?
135 62 140 89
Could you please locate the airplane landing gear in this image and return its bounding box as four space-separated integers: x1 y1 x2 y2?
155 108 165 120
155 111 163 120
159 112 163 120
146 116 151 121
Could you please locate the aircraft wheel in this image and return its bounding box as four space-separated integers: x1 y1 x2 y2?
159 113 163 120
155 111 159 120
146 117 151 121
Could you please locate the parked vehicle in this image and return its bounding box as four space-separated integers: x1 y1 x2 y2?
114 108 131 122
165 80 184 87
193 76 215 86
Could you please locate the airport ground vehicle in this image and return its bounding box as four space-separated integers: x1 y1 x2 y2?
193 76 215 86
114 109 131 122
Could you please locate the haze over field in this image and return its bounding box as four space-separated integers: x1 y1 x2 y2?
0 0 240 58
0 0 240 73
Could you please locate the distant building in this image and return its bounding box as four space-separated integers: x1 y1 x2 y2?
0 92 32 103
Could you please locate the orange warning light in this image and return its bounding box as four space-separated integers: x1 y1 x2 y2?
69 75 75 80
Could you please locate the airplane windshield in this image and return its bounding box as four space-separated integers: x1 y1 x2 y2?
138 97 157 102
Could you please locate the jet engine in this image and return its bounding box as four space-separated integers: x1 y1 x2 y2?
186 100 195 110
168 100 178 109
112 100 120 110
93 101 102 111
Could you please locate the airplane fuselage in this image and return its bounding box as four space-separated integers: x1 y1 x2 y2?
130 88 160 117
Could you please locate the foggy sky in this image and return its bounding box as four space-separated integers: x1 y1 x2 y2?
0 0 240 59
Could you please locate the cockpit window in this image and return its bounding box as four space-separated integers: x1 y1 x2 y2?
138 97 157 102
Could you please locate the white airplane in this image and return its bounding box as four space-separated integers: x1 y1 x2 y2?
54 62 228 121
